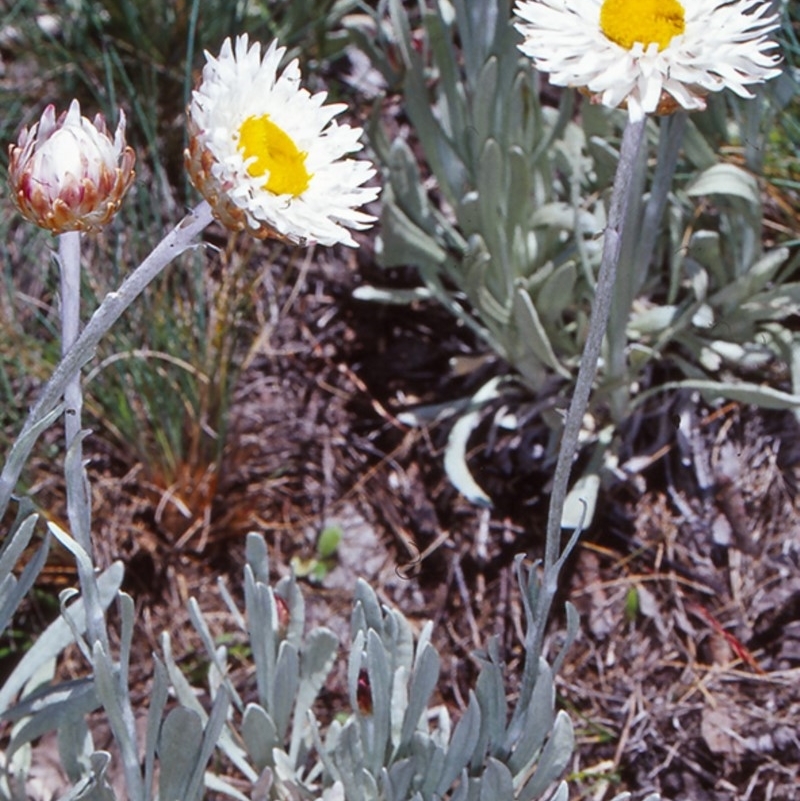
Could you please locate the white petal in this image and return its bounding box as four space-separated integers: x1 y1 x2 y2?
513 0 782 120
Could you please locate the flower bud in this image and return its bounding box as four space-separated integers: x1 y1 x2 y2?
9 99 135 233
356 667 373 715
274 594 290 635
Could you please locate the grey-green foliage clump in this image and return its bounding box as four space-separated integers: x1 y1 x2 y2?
0 521 661 801
187 533 661 801
179 532 581 801
0 528 616 801
355 0 586 394
352 0 800 509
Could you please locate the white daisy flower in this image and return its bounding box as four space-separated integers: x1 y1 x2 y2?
514 0 783 122
185 34 379 247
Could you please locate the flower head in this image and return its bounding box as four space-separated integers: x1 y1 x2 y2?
514 0 782 121
185 35 379 247
9 99 135 233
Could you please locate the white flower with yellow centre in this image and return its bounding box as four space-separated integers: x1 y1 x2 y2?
185 35 379 247
514 0 782 121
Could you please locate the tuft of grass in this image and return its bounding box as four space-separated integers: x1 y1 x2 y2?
76 204 291 538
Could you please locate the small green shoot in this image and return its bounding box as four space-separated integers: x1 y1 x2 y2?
291 524 343 584
624 585 640 623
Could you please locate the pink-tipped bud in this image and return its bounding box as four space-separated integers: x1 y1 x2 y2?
8 99 135 233
356 668 372 715
274 594 290 634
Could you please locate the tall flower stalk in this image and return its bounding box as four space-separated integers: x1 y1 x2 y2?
7 100 138 647
58 228 110 650
59 232 83 468
512 0 783 656
544 118 646 572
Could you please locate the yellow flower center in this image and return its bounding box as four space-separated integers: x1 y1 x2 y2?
238 115 311 197
600 0 685 51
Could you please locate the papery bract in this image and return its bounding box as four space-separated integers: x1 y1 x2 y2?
9 99 135 233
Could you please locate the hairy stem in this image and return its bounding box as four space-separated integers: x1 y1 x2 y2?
60 231 83 457
544 118 648 576
59 231 92 557
58 230 108 650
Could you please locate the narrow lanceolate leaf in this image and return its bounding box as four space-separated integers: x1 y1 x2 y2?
245 531 270 585
272 641 300 741
647 378 800 410
472 658 506 766
242 704 278 772
0 509 38 580
365 629 392 772
686 163 761 207
436 692 482 795
517 711 574 801
289 627 338 760
92 641 144 801
512 288 570 378
479 758 514 801
158 708 203 801
353 579 384 636
380 201 449 271
144 657 169 799
444 392 496 508
334 719 368 801
184 688 231 801
0 562 123 715
188 597 243 710
0 528 49 635
399 644 441 746
506 659 554 776
4 678 99 759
